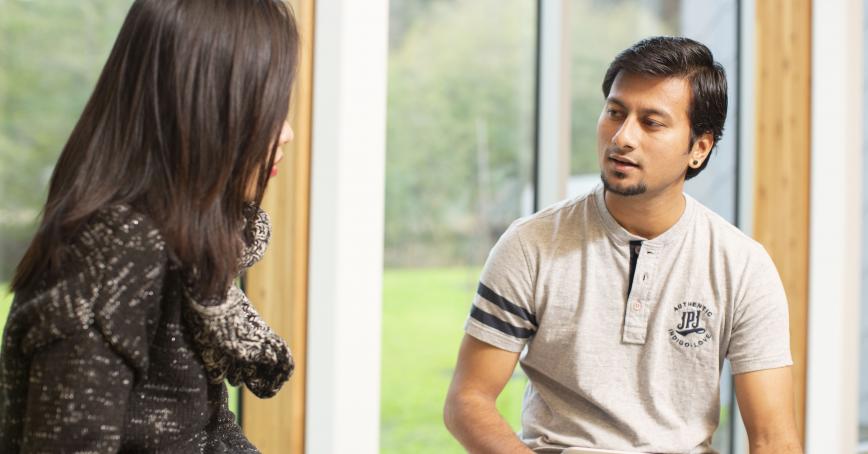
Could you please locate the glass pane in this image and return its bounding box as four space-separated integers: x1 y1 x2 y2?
0 0 134 340
567 1 740 452
859 0 868 449
382 0 537 452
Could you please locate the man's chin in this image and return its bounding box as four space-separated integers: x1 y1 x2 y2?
601 173 647 197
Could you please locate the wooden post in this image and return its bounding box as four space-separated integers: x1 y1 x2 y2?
243 1 315 453
753 0 811 442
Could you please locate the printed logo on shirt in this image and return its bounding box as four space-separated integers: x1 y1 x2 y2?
668 301 713 348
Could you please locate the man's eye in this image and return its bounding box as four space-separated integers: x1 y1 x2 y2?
607 109 622 118
644 119 663 128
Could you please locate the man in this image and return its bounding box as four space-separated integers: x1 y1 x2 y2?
443 37 802 454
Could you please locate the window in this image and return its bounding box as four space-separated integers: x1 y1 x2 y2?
0 0 134 340
858 1 868 450
382 0 538 451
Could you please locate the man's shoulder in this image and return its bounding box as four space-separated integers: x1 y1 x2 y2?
508 190 597 239
690 198 770 260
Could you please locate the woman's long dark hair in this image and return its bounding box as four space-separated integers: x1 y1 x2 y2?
12 0 299 297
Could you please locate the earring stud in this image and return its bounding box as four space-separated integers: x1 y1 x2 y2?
692 160 699 165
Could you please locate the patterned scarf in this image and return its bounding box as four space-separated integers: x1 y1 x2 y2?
182 206 294 398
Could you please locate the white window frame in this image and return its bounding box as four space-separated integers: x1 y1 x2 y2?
733 1 756 452
806 0 863 452
305 0 389 452
536 0 572 208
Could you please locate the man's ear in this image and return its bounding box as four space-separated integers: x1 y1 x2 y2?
689 131 714 168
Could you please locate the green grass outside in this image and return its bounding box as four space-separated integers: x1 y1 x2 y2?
0 284 11 315
227 384 239 421
380 267 527 454
0 283 12 349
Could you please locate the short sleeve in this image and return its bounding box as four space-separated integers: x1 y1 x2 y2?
464 222 537 353
727 247 793 374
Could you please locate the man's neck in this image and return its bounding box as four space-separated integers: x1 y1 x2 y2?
603 184 686 240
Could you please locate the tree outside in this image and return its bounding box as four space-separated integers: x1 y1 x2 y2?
0 0 133 281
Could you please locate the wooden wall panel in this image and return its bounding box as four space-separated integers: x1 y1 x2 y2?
753 0 811 442
243 1 315 453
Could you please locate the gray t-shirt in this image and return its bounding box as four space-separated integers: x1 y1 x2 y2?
464 185 792 453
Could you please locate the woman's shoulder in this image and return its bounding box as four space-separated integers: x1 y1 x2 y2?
25 203 170 295
76 204 167 258
55 203 170 291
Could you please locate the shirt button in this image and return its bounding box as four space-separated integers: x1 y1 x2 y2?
632 302 642 311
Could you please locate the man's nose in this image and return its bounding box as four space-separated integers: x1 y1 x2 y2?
611 116 639 150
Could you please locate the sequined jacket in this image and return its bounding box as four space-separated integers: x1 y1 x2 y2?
0 205 293 453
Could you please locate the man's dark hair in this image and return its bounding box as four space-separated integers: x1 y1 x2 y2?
602 36 728 180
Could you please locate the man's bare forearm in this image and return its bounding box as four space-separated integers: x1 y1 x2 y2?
444 391 533 454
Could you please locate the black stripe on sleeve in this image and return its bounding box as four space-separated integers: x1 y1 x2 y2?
470 306 536 339
477 282 538 327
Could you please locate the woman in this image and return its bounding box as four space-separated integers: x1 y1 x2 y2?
0 0 298 451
